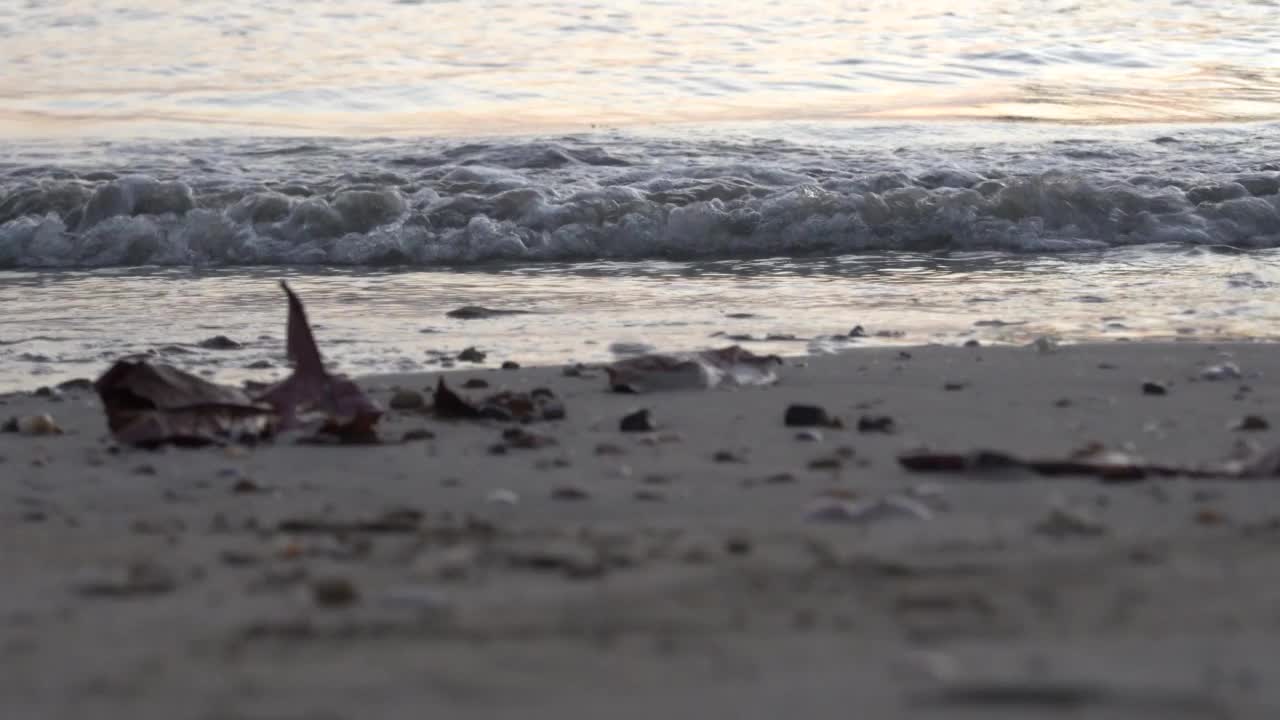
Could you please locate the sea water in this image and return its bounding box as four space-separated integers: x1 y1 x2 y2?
2 1 1279 389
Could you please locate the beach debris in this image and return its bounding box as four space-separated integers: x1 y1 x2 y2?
253 283 382 440
311 577 359 608
446 306 531 319
795 429 823 442
501 360 521 370
432 378 564 422
619 408 656 432
805 495 933 524
94 360 275 447
462 378 490 389
457 346 487 363
1141 380 1168 396
606 345 781 393
1231 415 1269 431
2 413 63 436
857 414 896 434
486 488 520 505
784 404 840 428
388 389 426 410
198 335 242 350
1199 362 1242 381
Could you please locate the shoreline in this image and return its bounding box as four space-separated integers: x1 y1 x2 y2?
4 341 1280 718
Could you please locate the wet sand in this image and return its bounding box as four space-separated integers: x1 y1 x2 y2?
3 342 1280 719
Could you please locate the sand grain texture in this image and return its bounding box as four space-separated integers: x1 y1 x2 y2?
2 343 1279 719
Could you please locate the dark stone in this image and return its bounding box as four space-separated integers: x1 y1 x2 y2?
1232 415 1269 431
198 335 242 350
56 378 94 392
501 361 521 370
857 415 896 433
457 347 487 363
963 339 981 348
785 404 834 427
1141 380 1168 396
446 306 530 319
462 378 489 389
550 485 590 501
620 409 656 433
944 381 969 391
849 325 867 338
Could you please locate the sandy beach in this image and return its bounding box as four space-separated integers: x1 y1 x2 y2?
4 341 1280 719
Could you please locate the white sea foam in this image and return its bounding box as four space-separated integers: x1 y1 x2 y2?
2 128 1279 267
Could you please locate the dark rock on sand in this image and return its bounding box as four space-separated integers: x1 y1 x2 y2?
1231 415 1269 431
620 409 656 432
785 404 837 428
457 347 487 363
857 415 897 434
55 378 94 392
501 361 521 370
462 378 490 389
446 306 531 319
1142 380 1168 396
198 335 243 350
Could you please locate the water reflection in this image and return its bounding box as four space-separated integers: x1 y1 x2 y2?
2 246 1278 389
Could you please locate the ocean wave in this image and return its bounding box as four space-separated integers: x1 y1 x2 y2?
2 135 1279 267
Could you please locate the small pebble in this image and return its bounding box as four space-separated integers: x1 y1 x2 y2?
620 409 656 432
849 325 867 338
764 472 796 484
857 415 896 434
133 464 157 476
1142 380 1168 396
808 456 843 470
198 335 242 350
795 429 823 442
594 442 626 456
712 449 745 463
231 478 264 494
501 361 521 370
457 347 487 363
963 339 981 348
551 485 591 501
784 404 837 428
943 381 968 391
462 378 489 389
401 429 435 442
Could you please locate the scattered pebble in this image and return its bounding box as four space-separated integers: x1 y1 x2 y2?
461 378 490 389
849 325 867 338
620 409 656 432
712 449 745 463
501 427 557 449
1054 398 1073 408
857 415 896 434
963 339 981 348
641 473 671 485
457 347 487 363
231 478 265 494
446 306 529 319
1231 415 1269 432
388 389 426 410
808 456 843 470
401 428 435 442
795 429 823 442
56 378 94 392
245 360 273 369
133 464 157 476
198 335 242 350
1141 380 1168 396
32 386 57 398
311 577 359 608
1029 336 1059 354
1195 508 1229 526
943 381 969 391
501 361 521 370
1200 362 1242 381
764 472 796 484
784 404 838 428
551 485 591 501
